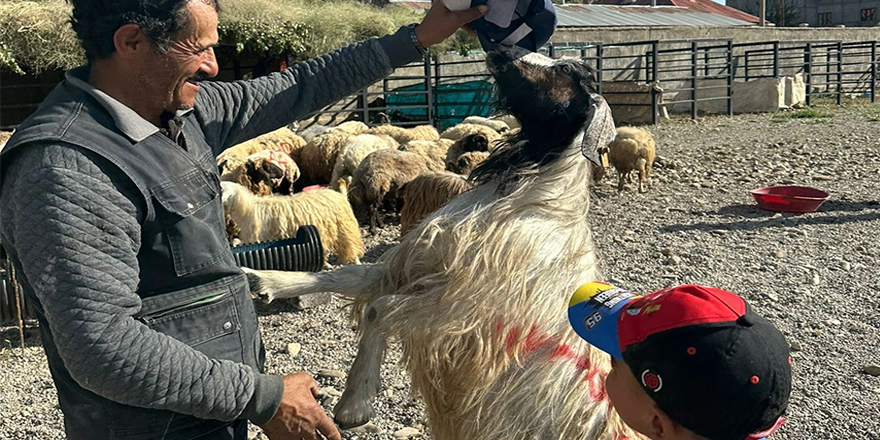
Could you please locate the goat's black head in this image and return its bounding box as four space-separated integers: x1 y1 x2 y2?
484 46 615 167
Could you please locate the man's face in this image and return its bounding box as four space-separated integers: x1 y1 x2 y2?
143 1 219 114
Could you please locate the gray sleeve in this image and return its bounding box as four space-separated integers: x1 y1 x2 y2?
0 144 282 423
195 25 422 155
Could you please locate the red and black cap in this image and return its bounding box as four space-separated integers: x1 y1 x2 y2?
568 282 792 440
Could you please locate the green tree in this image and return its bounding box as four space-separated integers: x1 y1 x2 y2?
742 0 801 27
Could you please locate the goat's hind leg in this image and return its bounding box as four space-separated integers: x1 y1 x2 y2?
334 294 405 429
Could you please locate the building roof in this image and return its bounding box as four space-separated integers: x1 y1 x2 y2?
391 1 757 27
556 4 755 27
589 0 760 24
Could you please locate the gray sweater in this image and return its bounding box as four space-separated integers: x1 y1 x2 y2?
0 26 422 425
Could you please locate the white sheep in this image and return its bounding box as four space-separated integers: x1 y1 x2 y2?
444 132 494 169
348 149 430 234
488 113 521 130
220 180 364 265
397 138 455 172
364 124 440 144
224 149 300 196
461 115 510 133
447 151 489 175
330 134 399 190
607 126 656 193
398 171 472 235
330 120 370 135
217 127 306 175
439 122 503 143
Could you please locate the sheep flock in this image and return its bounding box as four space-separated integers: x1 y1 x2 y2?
217 115 656 266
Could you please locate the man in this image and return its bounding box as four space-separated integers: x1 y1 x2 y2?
0 1 486 439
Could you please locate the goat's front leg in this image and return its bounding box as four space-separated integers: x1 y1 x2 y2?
334 294 405 429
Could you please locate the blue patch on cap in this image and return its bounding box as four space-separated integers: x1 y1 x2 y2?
567 282 639 359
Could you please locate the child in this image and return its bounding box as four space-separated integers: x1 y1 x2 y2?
568 282 792 440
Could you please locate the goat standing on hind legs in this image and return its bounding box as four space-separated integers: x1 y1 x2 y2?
245 45 645 440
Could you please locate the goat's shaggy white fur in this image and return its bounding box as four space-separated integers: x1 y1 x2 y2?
607 126 656 193
221 181 364 265
245 47 643 440
398 171 472 235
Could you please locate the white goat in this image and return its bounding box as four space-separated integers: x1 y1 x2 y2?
245 47 642 440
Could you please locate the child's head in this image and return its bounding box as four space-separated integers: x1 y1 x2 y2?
568 283 792 440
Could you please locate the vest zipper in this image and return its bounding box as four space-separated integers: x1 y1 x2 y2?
137 292 230 324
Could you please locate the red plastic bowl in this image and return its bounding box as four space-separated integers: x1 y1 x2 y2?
749 185 830 213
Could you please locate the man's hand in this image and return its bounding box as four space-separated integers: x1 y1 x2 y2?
259 372 341 440
414 1 489 48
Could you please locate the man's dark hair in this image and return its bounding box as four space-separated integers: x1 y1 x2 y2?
68 0 220 61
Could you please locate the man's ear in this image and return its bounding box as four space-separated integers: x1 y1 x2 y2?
113 24 148 58
649 407 689 440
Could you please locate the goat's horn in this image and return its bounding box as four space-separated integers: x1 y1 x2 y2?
580 95 616 166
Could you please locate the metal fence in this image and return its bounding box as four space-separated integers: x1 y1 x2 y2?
297 38 880 129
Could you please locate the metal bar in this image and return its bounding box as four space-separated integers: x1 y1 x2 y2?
838 41 843 105
692 41 699 120
872 41 877 103
727 40 734 117
652 41 659 125
805 42 812 107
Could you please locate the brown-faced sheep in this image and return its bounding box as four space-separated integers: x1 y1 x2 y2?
439 122 503 143
447 151 490 175
444 132 493 169
398 171 472 235
607 126 656 193
330 134 399 190
397 138 455 172
225 149 300 196
220 180 364 265
365 124 440 144
216 127 306 175
348 149 430 234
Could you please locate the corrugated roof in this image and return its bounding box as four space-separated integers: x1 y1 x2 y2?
590 0 760 23
556 4 755 26
390 1 756 27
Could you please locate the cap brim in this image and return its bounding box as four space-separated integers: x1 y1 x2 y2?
567 282 640 359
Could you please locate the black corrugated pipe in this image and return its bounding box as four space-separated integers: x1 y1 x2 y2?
231 225 324 273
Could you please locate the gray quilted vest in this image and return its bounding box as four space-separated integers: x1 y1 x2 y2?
1 78 264 439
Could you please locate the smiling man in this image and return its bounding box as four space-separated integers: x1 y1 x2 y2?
0 1 486 439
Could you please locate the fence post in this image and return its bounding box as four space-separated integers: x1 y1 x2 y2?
433 55 441 128
837 41 843 106
596 44 604 95
727 40 734 116
651 41 659 125
424 55 434 128
804 42 812 107
773 41 779 78
872 41 877 103
691 41 698 120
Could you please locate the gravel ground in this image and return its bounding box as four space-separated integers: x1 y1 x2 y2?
2 103 880 440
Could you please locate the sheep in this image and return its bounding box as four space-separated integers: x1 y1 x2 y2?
461 115 510 133
225 149 300 196
297 131 354 186
244 46 642 440
348 148 430 234
216 127 306 175
296 123 330 143
397 138 455 172
0 130 13 151
439 122 502 143
330 120 369 135
330 134 399 190
447 151 489 175
443 132 494 169
364 123 440 144
607 126 656 193
220 180 364 265
488 113 521 130
398 171 472 235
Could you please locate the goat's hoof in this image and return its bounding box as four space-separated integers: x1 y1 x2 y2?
333 398 374 429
